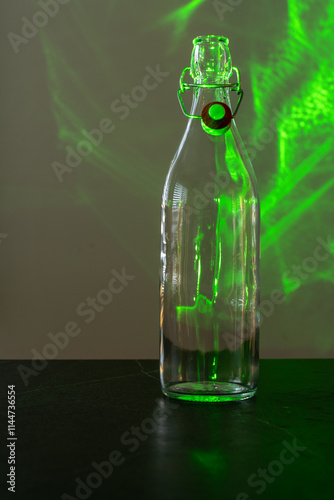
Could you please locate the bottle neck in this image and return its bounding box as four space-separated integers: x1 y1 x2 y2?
189 86 232 118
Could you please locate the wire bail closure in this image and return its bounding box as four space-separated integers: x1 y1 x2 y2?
177 66 243 120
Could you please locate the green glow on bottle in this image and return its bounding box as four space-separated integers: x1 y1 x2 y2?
201 121 229 136
209 104 226 121
213 197 222 302
176 294 232 328
166 391 255 402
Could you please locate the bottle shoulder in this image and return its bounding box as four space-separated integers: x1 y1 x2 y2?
163 122 260 206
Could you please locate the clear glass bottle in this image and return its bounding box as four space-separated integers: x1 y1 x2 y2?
160 35 260 402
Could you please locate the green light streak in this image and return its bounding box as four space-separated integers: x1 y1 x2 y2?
176 294 231 329
261 138 333 218
40 28 163 202
160 0 205 45
262 177 334 252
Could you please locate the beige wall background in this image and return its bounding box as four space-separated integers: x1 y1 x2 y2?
1 0 333 360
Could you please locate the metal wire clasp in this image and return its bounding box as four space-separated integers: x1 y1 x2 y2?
177 66 243 119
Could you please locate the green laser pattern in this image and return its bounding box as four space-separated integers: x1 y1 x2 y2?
250 0 334 300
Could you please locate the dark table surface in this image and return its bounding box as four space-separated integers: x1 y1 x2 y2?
0 359 333 500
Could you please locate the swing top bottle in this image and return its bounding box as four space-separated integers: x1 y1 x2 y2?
160 35 260 402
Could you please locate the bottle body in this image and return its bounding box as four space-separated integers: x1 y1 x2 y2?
160 84 260 402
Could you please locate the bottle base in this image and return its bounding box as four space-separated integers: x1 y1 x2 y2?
162 381 256 402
